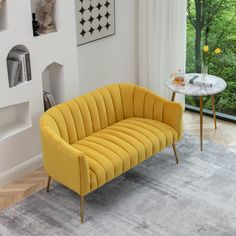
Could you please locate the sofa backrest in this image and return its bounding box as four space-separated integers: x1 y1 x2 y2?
40 84 166 144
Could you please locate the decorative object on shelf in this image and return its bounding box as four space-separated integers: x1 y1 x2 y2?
7 58 22 87
76 0 115 46
32 13 40 37
43 91 56 111
7 47 32 88
39 0 56 34
202 45 222 81
0 0 5 9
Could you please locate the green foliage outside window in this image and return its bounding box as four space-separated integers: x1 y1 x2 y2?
186 0 236 116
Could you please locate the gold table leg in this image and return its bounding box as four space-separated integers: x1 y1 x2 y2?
200 96 203 151
211 95 217 130
171 92 176 102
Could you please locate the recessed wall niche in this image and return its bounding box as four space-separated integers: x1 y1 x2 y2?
0 101 32 141
0 0 7 31
42 62 64 110
6 45 32 88
31 0 57 37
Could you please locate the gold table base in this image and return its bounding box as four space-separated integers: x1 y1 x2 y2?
172 92 217 151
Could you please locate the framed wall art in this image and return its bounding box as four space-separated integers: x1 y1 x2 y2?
75 0 115 46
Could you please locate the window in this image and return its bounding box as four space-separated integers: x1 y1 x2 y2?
186 0 236 120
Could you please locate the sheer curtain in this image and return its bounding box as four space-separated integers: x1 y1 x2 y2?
138 0 187 103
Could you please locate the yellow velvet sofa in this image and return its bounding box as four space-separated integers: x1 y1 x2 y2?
40 84 183 223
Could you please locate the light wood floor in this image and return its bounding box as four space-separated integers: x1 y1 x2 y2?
0 111 236 212
184 111 236 151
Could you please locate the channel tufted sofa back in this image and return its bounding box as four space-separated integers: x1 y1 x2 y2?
40 84 182 144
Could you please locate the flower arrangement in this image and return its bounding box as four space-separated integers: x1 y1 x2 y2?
203 45 222 67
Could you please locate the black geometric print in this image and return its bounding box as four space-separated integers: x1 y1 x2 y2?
78 0 112 37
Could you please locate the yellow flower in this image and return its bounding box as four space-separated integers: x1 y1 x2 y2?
215 48 221 54
203 45 209 53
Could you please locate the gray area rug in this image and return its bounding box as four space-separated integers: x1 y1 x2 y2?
1 134 236 236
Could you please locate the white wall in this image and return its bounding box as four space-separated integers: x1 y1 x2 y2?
0 0 138 186
0 0 79 186
77 0 138 94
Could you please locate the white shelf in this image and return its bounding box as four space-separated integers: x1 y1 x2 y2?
32 30 60 43
0 121 31 141
0 102 32 141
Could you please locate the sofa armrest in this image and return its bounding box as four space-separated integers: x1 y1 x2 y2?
163 101 183 140
41 126 90 196
141 88 183 140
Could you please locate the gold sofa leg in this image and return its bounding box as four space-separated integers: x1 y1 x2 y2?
80 196 85 223
46 176 51 193
172 144 179 164
46 176 85 223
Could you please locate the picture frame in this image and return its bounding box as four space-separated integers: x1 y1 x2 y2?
75 0 115 46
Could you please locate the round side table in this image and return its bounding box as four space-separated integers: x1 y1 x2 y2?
166 73 227 151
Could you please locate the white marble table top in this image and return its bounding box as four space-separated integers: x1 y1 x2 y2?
166 73 227 97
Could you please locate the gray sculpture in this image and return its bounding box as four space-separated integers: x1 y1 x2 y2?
0 0 5 9
39 0 56 34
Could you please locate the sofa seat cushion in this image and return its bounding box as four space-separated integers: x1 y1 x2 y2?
72 118 178 192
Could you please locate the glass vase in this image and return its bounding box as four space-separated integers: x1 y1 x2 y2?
201 65 208 81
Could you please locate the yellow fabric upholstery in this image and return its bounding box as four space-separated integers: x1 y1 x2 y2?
40 84 183 196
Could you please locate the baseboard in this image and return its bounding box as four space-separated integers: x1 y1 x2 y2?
0 154 43 187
